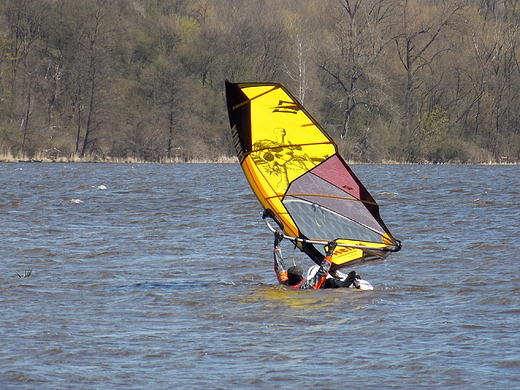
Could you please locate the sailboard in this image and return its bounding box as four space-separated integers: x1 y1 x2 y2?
225 81 401 271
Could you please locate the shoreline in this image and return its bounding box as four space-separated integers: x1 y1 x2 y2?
0 155 240 164
2 157 517 165
0 152 517 165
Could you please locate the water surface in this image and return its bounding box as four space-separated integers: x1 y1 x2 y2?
1 163 518 389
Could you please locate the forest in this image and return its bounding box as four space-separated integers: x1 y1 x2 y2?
1 0 520 163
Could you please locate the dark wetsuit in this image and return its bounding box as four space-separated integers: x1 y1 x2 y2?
273 246 331 289
273 231 359 289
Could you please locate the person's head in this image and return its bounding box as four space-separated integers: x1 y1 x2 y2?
287 266 303 286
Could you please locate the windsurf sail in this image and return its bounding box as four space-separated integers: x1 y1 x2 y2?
225 81 401 271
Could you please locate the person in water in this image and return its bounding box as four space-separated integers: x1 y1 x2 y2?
272 230 364 289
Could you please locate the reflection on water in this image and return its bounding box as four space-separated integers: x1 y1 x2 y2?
0 163 519 389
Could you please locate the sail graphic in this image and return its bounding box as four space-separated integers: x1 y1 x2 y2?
225 81 401 270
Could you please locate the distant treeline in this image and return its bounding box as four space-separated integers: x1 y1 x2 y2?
1 0 519 163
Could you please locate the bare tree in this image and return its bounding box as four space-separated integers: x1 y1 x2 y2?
4 0 50 155
392 0 464 161
317 0 394 141
68 0 115 158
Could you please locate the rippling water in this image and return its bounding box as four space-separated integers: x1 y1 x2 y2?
1 163 518 389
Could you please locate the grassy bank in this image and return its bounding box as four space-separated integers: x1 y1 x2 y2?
0 152 239 164
1 152 516 165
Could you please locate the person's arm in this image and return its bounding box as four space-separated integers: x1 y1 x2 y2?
273 230 288 284
297 242 336 290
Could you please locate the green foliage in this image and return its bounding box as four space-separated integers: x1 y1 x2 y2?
417 105 449 162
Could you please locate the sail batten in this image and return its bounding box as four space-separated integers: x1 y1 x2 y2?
226 81 400 269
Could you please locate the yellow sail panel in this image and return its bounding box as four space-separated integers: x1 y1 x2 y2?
241 156 299 238
240 85 336 193
241 85 332 143
235 83 336 243
332 247 364 265
332 240 391 265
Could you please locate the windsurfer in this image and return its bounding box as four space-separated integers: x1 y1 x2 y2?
272 230 363 289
